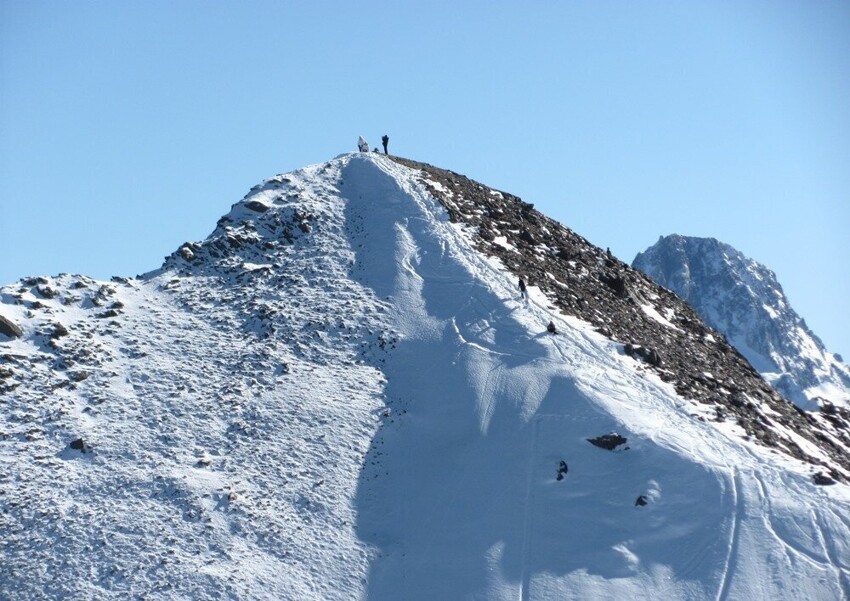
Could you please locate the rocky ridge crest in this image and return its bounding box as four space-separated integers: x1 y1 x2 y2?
389 156 850 480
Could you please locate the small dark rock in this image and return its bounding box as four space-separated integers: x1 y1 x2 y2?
635 495 648 507
69 371 89 382
519 230 536 245
600 273 628 298
820 401 836 416
624 344 661 367
298 221 312 234
587 433 628 451
813 472 836 486
97 309 120 319
69 438 86 451
51 323 69 339
36 286 57 299
244 200 269 212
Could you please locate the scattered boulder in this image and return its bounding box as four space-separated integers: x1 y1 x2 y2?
69 438 91 453
820 400 837 416
635 495 649 507
36 286 57 299
244 200 269 212
179 246 195 261
600 273 628 298
587 433 629 451
813 472 837 486
69 370 89 382
624 344 662 367
97 309 120 319
51 323 69 339
0 315 23 338
519 230 536 245
298 221 312 234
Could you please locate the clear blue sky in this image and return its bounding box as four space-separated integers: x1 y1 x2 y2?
2 1 848 356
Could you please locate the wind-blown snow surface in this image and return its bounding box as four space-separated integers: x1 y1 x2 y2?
633 235 850 409
2 154 850 599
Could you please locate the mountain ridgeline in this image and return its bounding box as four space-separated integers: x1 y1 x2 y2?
391 156 850 477
2 153 850 599
632 235 850 410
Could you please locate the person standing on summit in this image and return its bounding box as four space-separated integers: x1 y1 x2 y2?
382 134 389 155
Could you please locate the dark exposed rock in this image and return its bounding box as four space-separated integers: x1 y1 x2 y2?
50 323 69 339
624 344 662 367
36 286 57 299
69 371 89 382
69 438 87 452
386 155 850 478
0 315 23 338
244 200 269 212
813 472 836 486
179 245 196 261
635 495 649 506
97 309 120 319
519 230 536 245
298 222 312 234
600 273 628 298
587 433 628 451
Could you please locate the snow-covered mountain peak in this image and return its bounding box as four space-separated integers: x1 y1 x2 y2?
3 155 850 599
633 234 850 410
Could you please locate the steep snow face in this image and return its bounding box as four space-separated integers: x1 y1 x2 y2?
634 235 850 409
2 155 850 600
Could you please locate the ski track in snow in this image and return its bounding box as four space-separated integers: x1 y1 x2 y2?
2 153 850 600
715 469 741 601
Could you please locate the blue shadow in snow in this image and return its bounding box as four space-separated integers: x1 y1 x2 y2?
341 156 731 598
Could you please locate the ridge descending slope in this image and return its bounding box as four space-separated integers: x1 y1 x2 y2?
632 234 850 409
2 153 850 599
390 156 850 479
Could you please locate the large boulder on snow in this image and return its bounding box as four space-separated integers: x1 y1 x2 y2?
0 314 23 338
587 433 629 451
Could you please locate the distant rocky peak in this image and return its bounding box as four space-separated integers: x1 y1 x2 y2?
633 235 850 409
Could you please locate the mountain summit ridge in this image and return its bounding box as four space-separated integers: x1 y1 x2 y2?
2 153 850 599
633 234 850 410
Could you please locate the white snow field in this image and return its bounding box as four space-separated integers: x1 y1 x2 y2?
2 153 849 600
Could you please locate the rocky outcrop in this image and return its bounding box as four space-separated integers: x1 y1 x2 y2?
389 156 850 478
587 433 629 451
0 315 22 338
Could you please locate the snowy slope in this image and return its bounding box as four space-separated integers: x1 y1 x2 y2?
2 154 850 600
633 235 850 409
